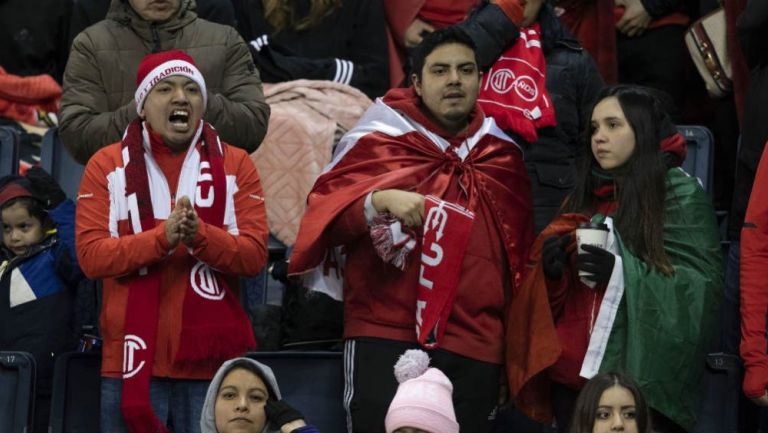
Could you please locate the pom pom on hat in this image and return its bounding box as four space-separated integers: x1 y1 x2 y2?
134 49 207 115
385 350 459 433
394 349 430 384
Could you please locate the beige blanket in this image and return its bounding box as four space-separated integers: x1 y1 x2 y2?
251 79 372 246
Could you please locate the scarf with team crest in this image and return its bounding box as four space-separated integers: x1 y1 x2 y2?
478 23 556 143
118 119 255 433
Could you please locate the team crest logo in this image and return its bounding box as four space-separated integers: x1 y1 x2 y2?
122 334 147 379
489 68 515 95
487 68 539 102
190 261 225 300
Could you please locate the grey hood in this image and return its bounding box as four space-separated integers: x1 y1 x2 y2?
200 357 282 433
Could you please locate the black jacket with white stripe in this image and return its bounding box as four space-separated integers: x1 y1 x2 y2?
232 0 389 99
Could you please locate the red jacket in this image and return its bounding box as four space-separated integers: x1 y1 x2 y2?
76 133 268 379
741 141 768 398
290 87 534 364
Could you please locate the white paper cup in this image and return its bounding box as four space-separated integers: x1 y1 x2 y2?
576 222 610 281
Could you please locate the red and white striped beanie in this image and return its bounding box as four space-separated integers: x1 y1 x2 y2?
134 49 207 114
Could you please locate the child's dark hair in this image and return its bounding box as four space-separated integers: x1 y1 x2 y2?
1 196 51 229
570 371 652 433
410 27 479 81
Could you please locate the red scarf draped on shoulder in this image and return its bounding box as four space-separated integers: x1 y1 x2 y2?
119 119 255 433
478 23 556 142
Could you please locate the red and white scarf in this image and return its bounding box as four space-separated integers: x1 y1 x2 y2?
478 23 556 142
368 197 475 348
370 213 418 270
119 119 255 433
416 196 474 348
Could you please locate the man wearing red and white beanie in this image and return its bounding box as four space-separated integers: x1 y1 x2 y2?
75 50 269 433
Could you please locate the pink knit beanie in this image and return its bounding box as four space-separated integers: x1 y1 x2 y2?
384 350 459 433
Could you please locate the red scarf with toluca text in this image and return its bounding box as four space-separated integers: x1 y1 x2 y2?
416 196 474 348
367 196 475 348
478 23 556 143
119 119 256 433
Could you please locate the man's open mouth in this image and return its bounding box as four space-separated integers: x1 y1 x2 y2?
169 109 190 129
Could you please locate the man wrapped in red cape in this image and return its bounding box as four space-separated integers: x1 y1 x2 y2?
288 27 559 432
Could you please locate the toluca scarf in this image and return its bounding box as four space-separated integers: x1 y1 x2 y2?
477 23 556 143
119 119 255 433
368 196 475 348
416 196 474 348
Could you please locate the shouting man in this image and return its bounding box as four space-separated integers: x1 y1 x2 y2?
75 50 268 433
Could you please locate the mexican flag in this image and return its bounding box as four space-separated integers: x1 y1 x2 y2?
584 168 723 431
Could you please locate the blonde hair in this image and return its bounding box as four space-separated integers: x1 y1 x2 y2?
262 0 341 33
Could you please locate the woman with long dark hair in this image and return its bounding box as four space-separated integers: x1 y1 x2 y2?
509 85 722 433
570 371 651 433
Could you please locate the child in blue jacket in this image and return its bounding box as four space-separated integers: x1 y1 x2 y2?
0 167 84 433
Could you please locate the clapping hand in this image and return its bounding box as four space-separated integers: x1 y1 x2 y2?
164 196 199 248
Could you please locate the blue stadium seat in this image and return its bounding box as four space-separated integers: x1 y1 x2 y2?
48 351 101 433
696 352 741 433
0 126 21 176
677 125 715 195
40 127 85 199
245 351 345 432
241 235 288 350
0 351 36 433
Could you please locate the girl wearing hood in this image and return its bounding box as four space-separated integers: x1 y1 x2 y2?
201 357 320 433
515 85 721 432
